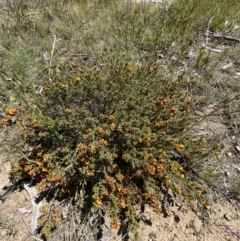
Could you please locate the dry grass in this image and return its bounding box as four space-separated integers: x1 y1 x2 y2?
0 0 240 240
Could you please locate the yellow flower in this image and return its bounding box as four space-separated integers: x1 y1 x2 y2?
6 107 17 116
94 198 103 208
75 76 81 82
60 83 68 89
180 173 185 179
9 96 15 101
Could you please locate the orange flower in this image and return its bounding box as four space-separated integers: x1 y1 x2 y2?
145 165 155 175
84 159 90 165
156 98 168 106
204 203 211 210
43 154 50 161
95 68 101 74
38 132 46 137
156 163 164 172
170 165 177 171
215 153 222 159
184 106 191 112
118 174 125 181
144 153 149 160
75 76 81 82
186 98 192 104
111 164 119 172
0 118 11 126
127 65 133 72
151 196 157 203
6 107 17 116
151 134 157 142
60 83 68 89
171 107 178 115
177 187 182 194
110 218 121 229
64 108 72 114
118 199 127 208
86 170 94 176
70 62 77 68
155 120 164 127
87 144 95 153
122 154 127 160
175 143 184 151
98 127 104 134
61 186 69 193
108 115 115 120
32 119 39 128
110 123 116 131
159 149 166 157
103 188 110 196
98 138 108 147
197 190 203 197
164 174 169 180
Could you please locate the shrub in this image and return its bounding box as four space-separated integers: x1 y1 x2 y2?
2 57 217 239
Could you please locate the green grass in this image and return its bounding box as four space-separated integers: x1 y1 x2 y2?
0 0 240 240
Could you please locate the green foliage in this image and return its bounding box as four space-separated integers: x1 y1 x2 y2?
2 58 218 238
2 0 239 239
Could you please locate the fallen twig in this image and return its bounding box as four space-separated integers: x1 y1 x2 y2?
205 30 240 43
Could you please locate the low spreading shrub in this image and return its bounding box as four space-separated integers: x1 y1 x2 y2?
1 57 218 239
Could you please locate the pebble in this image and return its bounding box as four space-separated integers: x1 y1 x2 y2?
149 231 157 239
224 213 232 221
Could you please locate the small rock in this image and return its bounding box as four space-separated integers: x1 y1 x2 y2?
149 231 157 239
221 63 234 71
224 213 232 221
235 146 240 152
224 171 230 177
171 235 178 241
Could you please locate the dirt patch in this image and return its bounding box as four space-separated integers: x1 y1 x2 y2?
0 151 239 241
137 201 240 241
